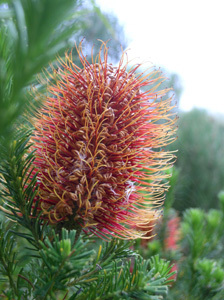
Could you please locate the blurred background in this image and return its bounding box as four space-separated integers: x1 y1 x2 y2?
93 0 224 212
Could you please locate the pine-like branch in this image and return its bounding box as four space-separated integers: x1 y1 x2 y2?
0 220 20 298
0 128 44 249
0 0 82 139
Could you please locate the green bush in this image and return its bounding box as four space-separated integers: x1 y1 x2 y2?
134 169 224 299
169 109 224 211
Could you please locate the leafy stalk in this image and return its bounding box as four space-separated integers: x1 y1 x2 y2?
0 128 44 249
0 0 82 139
0 221 19 298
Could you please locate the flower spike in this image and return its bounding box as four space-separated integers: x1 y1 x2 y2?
30 41 177 239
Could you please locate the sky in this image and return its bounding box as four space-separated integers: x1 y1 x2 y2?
95 0 224 115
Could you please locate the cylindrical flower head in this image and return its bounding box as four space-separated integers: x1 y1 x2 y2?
31 42 177 239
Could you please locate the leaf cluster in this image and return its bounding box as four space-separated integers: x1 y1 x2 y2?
0 0 86 139
175 204 224 299
134 168 224 300
0 222 175 299
0 128 45 248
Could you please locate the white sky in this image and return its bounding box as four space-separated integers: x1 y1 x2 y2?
95 0 224 115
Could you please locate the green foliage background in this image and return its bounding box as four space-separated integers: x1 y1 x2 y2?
169 109 224 211
134 169 224 300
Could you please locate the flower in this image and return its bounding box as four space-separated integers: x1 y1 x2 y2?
30 42 177 239
164 216 181 251
164 215 181 284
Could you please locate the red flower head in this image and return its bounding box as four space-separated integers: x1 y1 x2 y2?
30 42 177 239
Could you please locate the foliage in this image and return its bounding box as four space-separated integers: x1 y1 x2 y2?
169 199 224 300
134 168 224 300
0 220 174 299
0 0 126 141
0 0 79 139
169 109 224 211
0 129 45 248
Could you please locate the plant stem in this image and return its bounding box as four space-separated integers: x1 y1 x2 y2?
0 256 18 298
42 249 76 300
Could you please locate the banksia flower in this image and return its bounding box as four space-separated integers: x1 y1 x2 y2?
164 216 181 251
30 42 177 239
